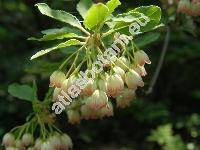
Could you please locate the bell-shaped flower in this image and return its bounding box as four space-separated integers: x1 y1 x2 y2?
49 71 66 88
107 74 124 97
125 69 144 89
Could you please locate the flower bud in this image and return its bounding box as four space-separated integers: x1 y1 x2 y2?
22 133 34 146
82 81 96 96
49 71 66 88
116 56 130 70
60 134 73 149
100 101 114 118
67 110 81 124
116 88 136 108
2 133 15 147
107 74 124 97
86 90 108 110
125 69 144 89
98 79 107 92
113 66 125 80
134 50 151 66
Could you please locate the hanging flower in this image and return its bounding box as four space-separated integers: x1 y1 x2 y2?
52 88 61 102
67 110 81 124
132 65 147 77
34 138 42 150
2 133 15 147
113 66 125 80
49 71 66 88
98 79 108 92
107 74 124 97
86 90 108 110
134 50 151 66
80 104 93 120
116 56 130 70
22 133 34 146
125 69 144 89
82 80 96 96
60 134 73 149
116 88 136 108
100 101 114 118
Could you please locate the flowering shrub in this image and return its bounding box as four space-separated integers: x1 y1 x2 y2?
3 0 162 149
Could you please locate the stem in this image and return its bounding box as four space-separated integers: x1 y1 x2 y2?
79 27 90 36
76 36 87 40
132 41 140 51
58 51 79 70
71 56 87 75
146 26 170 94
66 51 80 77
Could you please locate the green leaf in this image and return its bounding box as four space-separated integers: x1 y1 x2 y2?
28 27 82 41
132 5 161 32
35 3 82 29
113 5 162 34
8 84 35 102
30 39 81 60
106 0 121 14
83 3 109 30
77 0 93 19
28 33 79 41
134 32 160 47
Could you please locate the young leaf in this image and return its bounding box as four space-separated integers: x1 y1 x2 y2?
30 39 81 60
83 3 109 30
77 0 93 19
106 0 121 14
35 3 82 29
8 84 35 102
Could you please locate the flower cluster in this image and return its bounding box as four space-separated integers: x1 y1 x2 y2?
178 0 200 16
2 132 72 150
50 48 151 124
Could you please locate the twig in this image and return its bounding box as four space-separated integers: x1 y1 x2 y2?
146 26 170 94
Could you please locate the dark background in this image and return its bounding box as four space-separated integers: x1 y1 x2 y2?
0 0 200 149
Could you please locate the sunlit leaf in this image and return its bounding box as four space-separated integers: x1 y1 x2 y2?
77 0 93 19
83 3 109 30
35 3 82 29
113 5 162 34
106 0 121 14
28 33 79 41
30 39 81 60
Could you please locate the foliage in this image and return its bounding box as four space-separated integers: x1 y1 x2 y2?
0 0 199 149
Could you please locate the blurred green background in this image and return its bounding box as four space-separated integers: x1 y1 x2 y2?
0 0 199 149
